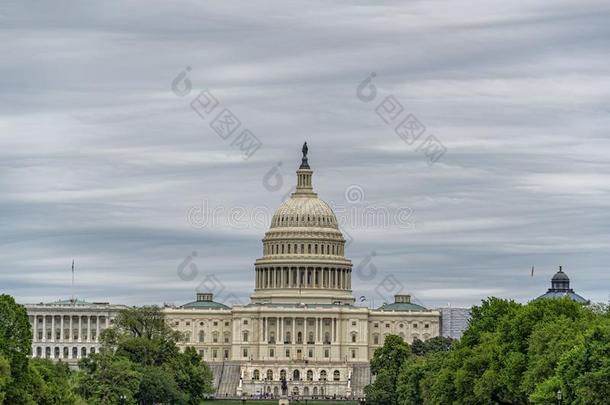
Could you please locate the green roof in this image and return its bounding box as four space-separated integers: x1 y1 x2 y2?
181 300 229 309
376 302 428 312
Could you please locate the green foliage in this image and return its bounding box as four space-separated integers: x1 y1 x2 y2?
0 355 10 404
366 335 411 405
0 294 33 403
411 336 453 356
77 353 142 404
77 306 214 404
383 297 610 405
27 359 79 404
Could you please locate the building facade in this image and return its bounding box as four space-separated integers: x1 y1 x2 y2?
164 145 441 398
25 299 128 365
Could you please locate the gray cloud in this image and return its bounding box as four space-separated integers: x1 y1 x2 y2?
1 0 609 308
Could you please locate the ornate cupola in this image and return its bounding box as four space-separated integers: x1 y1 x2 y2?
536 266 589 304
251 143 354 305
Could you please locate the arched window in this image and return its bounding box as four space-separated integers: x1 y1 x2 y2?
320 370 327 381
81 347 87 357
280 369 287 380
72 347 77 358
324 332 330 344
286 331 291 343
308 331 314 343
351 333 357 343
307 370 313 381
90 347 95 354
267 369 273 380
287 244 291 253
293 370 300 381
253 369 260 380
314 244 318 254
373 334 379 345
199 330 205 342
243 331 249 342
269 331 276 343
333 370 340 381
297 331 303 344
36 347 42 357
308 244 311 253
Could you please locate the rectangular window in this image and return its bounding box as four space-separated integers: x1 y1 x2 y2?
324 349 330 358
308 349 314 358
269 349 274 357
213 350 218 359
425 323 429 329
286 349 290 358
243 348 248 357
351 349 356 358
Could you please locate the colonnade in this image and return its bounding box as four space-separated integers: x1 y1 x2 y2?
258 316 338 344
30 314 108 343
255 267 351 290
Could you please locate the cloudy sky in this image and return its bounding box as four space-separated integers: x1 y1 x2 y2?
2 0 609 308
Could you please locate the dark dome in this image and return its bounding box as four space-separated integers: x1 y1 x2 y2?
552 270 570 281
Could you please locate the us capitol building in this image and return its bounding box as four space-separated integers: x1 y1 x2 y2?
24 145 441 398
163 145 441 398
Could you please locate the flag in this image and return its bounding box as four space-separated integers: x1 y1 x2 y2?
531 265 534 277
359 296 366 302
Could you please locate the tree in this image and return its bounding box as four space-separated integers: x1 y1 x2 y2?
0 294 33 403
78 306 214 404
0 355 10 404
77 352 142 404
366 335 410 405
27 359 79 404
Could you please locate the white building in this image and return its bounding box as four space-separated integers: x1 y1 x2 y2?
25 298 128 365
164 145 441 398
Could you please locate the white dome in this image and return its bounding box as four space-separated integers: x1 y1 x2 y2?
251 143 354 305
271 197 338 229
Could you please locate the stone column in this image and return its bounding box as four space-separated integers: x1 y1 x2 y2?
87 316 91 342
51 316 55 342
292 317 296 344
96 316 100 341
304 317 307 343
60 315 64 341
331 318 335 343
315 317 318 343
78 316 82 342
264 317 268 342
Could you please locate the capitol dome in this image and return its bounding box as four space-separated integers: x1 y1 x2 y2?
251 143 354 305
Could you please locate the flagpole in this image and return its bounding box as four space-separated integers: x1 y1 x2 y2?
71 260 75 304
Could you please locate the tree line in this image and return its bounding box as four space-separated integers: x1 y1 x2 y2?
0 294 214 404
364 297 610 405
